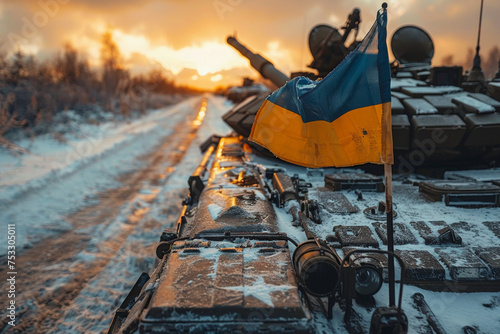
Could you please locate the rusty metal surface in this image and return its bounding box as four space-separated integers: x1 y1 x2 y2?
334 225 380 248
187 138 278 237
145 240 306 321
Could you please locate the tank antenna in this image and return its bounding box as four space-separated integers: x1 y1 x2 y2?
467 0 485 81
476 0 483 56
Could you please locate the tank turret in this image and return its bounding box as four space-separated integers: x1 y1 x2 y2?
223 9 500 171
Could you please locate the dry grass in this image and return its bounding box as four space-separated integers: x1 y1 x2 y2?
0 93 29 154
0 45 199 154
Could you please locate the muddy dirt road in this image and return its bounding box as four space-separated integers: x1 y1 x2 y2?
0 95 231 333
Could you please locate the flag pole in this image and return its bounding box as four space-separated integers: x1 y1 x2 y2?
385 162 395 306
379 1 396 308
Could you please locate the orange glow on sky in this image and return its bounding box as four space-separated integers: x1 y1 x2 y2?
1 0 499 91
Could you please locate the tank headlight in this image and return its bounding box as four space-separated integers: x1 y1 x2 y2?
292 240 341 297
354 264 383 296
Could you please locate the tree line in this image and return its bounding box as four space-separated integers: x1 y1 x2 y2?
0 32 201 143
441 45 500 79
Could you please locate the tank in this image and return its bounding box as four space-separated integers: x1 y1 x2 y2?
224 20 500 175
225 77 270 104
108 7 500 334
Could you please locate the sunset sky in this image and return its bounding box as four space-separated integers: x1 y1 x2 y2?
1 0 499 90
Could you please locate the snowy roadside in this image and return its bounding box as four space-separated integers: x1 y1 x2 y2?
46 95 233 334
0 94 233 333
0 95 229 255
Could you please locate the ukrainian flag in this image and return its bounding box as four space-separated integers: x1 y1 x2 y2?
249 8 393 168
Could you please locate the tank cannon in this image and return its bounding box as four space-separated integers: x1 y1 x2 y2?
227 8 362 81
227 35 289 88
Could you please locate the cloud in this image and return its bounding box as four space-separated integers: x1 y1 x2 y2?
1 0 499 89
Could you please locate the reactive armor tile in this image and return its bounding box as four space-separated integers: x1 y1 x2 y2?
334 225 379 248
463 113 500 147
435 248 489 280
401 86 443 98
403 98 438 115
487 82 500 101
325 173 384 192
373 222 418 245
396 250 445 281
473 247 500 280
484 221 500 239
392 114 411 150
429 66 463 86
391 78 426 91
411 114 466 149
468 92 500 112
189 187 278 236
391 91 410 100
452 95 496 115
419 180 500 207
423 95 458 114
444 168 500 183
391 96 405 114
310 188 359 214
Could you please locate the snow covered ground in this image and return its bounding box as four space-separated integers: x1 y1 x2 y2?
0 95 232 333
1 94 500 334
0 95 231 255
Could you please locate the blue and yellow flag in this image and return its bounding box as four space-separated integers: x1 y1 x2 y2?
249 8 393 168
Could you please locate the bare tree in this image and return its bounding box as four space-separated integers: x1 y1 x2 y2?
0 52 9 87
483 46 500 79
100 31 129 110
8 49 25 86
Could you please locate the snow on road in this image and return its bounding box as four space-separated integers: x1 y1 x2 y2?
0 95 229 254
0 95 232 333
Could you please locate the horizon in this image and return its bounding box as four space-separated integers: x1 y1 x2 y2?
2 0 500 91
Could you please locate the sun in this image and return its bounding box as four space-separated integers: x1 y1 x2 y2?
96 29 254 89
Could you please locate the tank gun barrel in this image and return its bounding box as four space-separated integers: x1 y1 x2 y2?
227 35 289 87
